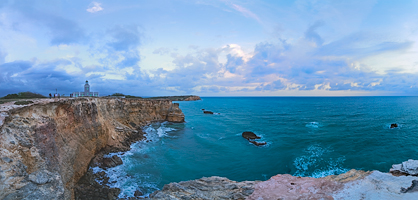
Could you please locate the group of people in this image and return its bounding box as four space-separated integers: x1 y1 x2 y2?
49 93 61 99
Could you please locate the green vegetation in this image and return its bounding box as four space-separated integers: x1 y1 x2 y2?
108 93 142 98
110 93 125 96
125 95 142 99
14 101 34 105
1 92 46 99
146 95 196 101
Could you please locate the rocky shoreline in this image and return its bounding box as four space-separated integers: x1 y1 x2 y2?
2 97 418 199
150 164 418 200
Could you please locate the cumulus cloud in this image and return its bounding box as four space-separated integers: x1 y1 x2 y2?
87 2 103 13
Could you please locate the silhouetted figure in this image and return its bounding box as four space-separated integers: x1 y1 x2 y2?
49 93 52 99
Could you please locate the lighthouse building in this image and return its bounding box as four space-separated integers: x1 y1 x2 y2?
72 81 99 97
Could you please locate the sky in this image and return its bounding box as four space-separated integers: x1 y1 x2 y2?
1 0 418 97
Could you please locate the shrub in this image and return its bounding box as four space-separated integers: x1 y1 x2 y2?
1 92 46 99
111 93 125 96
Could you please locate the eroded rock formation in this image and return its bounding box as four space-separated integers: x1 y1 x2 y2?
0 98 184 199
150 176 259 200
390 159 418 176
152 168 418 200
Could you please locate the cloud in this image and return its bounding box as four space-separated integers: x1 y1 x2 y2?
305 21 325 46
107 25 141 51
87 2 103 13
9 1 86 45
0 48 7 64
230 3 261 23
153 47 171 55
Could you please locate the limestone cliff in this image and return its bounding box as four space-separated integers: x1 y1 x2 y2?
0 98 184 200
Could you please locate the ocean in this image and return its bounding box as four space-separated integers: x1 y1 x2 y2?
93 97 418 198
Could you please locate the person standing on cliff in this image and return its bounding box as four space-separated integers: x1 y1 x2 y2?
49 93 51 99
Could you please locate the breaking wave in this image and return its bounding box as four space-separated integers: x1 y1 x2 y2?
293 144 348 178
91 122 176 198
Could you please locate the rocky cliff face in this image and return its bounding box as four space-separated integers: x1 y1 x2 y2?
0 98 184 200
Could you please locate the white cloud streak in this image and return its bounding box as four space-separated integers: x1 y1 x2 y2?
87 2 103 13
230 3 261 23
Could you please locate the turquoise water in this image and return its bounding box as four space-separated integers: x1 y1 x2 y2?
95 97 418 198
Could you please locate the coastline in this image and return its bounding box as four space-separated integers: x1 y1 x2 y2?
1 96 418 199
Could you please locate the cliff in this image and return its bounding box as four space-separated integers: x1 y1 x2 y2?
0 98 184 200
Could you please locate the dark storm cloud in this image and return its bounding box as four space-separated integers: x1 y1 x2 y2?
0 59 80 96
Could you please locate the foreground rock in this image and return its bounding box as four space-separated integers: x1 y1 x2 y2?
390 159 418 176
0 98 185 199
153 166 418 200
150 176 259 200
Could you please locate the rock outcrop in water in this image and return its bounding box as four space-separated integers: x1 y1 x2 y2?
0 98 184 199
242 131 266 146
391 123 398 128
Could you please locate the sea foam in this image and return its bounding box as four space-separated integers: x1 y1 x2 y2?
293 144 348 178
91 122 176 198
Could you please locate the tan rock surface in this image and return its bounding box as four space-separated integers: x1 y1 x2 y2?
247 174 342 200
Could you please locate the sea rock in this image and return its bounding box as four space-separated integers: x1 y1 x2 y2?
101 155 123 169
166 103 185 122
203 111 214 114
390 123 398 128
390 159 418 176
249 141 267 146
150 176 259 200
134 190 144 197
242 131 261 140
